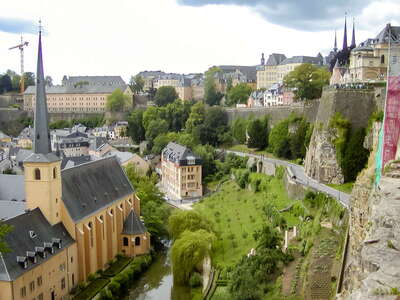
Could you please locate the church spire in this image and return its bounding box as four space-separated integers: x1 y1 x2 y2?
350 18 356 49
33 20 51 155
261 53 265 66
334 29 338 52
342 13 348 50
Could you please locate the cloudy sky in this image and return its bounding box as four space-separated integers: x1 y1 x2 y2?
1 0 399 84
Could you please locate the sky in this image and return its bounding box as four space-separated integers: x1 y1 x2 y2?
1 0 400 84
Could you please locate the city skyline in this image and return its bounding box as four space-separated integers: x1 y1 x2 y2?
1 0 399 84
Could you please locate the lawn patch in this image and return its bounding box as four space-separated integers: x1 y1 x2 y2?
73 278 109 300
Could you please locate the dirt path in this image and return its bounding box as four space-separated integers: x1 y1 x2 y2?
282 253 300 296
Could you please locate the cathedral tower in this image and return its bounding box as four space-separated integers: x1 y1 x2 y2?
24 23 62 226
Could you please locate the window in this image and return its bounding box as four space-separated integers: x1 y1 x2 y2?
53 167 57 179
21 286 26 297
88 222 94 247
71 256 73 263
135 237 141 246
37 276 42 286
34 168 41 180
72 273 75 286
38 294 43 300
381 55 385 64
123 237 129 246
61 277 66 289
29 281 35 292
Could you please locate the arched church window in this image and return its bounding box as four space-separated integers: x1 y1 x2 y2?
123 237 129 246
34 168 41 180
135 237 141 246
88 222 94 247
53 167 57 179
381 55 385 64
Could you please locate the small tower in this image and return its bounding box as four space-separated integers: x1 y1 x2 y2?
334 30 338 53
342 14 348 50
350 18 356 49
24 22 62 226
261 53 265 66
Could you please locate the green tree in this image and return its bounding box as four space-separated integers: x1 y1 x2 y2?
165 99 193 132
185 102 205 135
204 67 224 106
288 117 310 159
197 106 228 146
231 117 248 144
268 119 290 158
283 63 330 100
171 229 216 284
106 88 130 112
168 210 215 240
154 86 178 106
226 83 253 107
143 106 167 131
193 144 217 180
145 119 168 144
246 118 268 149
23 72 35 88
342 128 369 182
0 223 13 252
130 75 145 94
0 74 12 93
127 110 145 144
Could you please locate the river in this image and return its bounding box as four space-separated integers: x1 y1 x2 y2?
124 252 192 300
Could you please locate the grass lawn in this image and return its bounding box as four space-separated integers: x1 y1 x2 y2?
211 286 230 300
73 278 109 300
194 177 299 267
327 182 354 194
103 257 132 277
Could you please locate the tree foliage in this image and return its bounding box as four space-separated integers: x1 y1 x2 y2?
106 88 131 112
154 86 178 106
231 118 248 144
128 110 146 144
283 63 330 100
168 210 215 241
171 229 216 284
130 75 145 94
204 67 223 106
0 223 12 252
246 117 268 149
226 83 253 107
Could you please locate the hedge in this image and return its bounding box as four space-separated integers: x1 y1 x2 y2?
73 278 109 300
103 257 132 277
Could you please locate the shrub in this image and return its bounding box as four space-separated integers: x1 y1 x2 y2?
87 273 96 282
108 280 121 296
189 272 203 287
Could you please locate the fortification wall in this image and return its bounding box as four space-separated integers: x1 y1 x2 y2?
225 100 320 126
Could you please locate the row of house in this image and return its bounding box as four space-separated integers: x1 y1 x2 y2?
247 84 295 108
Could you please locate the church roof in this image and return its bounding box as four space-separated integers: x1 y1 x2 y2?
0 208 74 281
280 56 322 65
61 156 134 223
122 210 147 235
266 53 286 66
375 24 400 44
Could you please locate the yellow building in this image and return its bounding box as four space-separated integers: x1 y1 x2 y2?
23 76 133 113
155 76 193 101
161 142 202 200
348 24 400 82
0 29 150 300
256 53 286 90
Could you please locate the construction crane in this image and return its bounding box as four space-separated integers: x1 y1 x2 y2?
9 36 29 94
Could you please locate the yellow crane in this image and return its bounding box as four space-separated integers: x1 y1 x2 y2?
9 36 29 94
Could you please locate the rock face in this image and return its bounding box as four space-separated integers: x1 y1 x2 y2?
304 88 375 184
305 128 344 184
339 123 400 299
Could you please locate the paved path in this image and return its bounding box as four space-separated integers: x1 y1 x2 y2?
225 150 350 209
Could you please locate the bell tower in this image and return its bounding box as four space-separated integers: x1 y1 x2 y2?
24 22 62 226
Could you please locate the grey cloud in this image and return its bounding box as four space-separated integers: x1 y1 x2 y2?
178 0 373 31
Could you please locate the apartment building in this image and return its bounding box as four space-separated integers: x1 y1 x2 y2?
161 142 202 200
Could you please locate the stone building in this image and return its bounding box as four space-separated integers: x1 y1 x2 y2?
0 29 150 300
23 76 133 113
161 142 202 200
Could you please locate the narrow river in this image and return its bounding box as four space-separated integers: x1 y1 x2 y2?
124 252 192 300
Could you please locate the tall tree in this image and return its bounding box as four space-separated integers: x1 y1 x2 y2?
283 63 330 100
247 118 268 149
231 118 248 144
24 72 36 87
127 109 146 143
204 67 223 106
226 83 253 107
185 102 206 134
154 86 178 106
0 74 12 93
130 75 145 94
106 88 130 112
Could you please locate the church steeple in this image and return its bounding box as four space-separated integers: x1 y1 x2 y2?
350 18 356 49
33 21 51 155
261 53 265 66
334 30 338 52
342 14 348 50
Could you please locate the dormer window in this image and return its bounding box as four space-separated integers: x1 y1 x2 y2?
17 256 28 269
29 231 37 238
26 251 37 263
52 238 62 249
35 246 46 258
44 242 54 254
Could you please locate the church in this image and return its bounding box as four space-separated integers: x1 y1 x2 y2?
0 28 150 300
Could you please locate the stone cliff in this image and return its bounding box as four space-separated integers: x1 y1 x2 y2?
305 88 375 184
339 122 400 299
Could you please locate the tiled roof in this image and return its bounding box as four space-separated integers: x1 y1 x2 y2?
25 84 129 95
0 208 74 281
266 53 286 66
61 155 92 170
61 157 134 222
162 142 201 166
122 210 147 235
0 174 25 202
280 56 323 65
